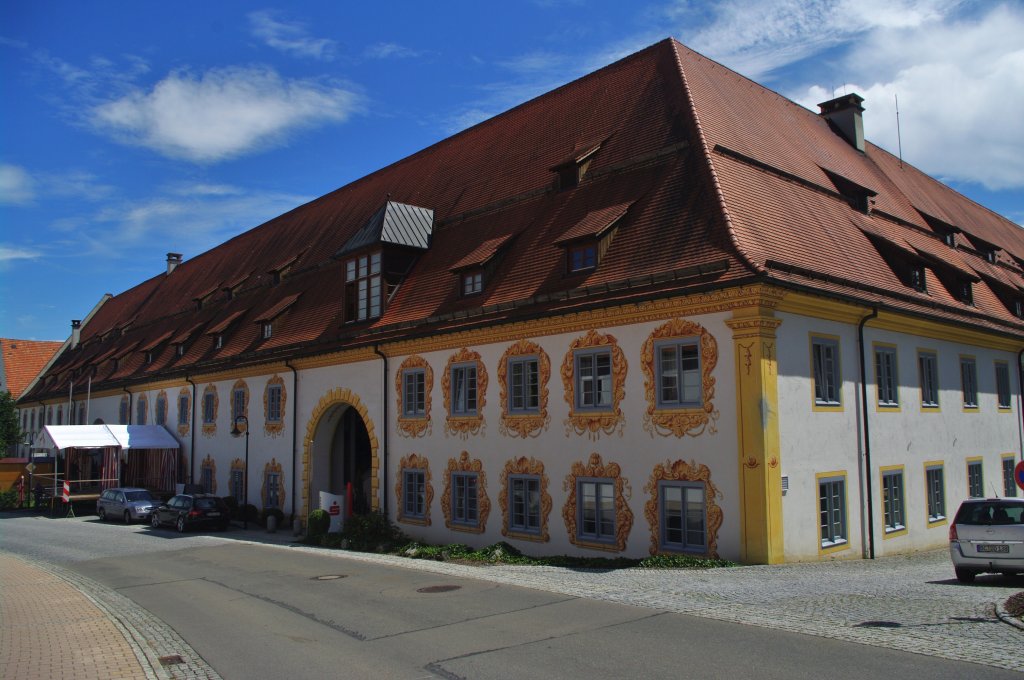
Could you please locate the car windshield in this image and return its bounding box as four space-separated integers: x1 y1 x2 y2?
955 502 1024 525
125 491 153 502
195 498 221 510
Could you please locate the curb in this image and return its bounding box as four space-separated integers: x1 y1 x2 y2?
995 603 1024 631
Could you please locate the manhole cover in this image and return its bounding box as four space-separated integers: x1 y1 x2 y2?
854 621 902 628
417 585 462 593
312 574 347 581
158 655 185 666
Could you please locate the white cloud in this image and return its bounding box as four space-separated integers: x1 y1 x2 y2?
0 245 42 262
249 10 337 60
364 42 420 60
0 164 36 205
90 66 361 163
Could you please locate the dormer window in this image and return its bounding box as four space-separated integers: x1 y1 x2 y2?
272 270 282 285
984 249 997 263
943 231 956 247
550 138 605 192
145 351 154 365
959 280 973 305
215 334 224 349
907 263 927 292
195 299 203 311
176 344 185 357
821 168 876 214
462 270 483 296
345 252 382 322
262 322 273 339
568 243 597 273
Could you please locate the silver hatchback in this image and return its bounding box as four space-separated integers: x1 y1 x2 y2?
97 487 155 524
949 497 1024 582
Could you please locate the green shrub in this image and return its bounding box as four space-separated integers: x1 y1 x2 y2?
0 489 19 510
320 532 343 548
307 509 330 538
341 511 406 552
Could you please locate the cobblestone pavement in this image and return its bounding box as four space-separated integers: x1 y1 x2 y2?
0 551 221 680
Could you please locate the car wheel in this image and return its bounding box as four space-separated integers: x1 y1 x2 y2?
98 508 106 521
176 515 186 533
151 513 161 529
124 510 132 524
955 567 976 583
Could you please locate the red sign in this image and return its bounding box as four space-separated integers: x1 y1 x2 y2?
328 501 340 516
1015 460 1024 492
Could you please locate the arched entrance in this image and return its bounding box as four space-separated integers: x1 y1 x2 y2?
302 389 380 521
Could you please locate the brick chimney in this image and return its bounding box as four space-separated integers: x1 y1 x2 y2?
818 93 865 153
71 319 82 348
166 252 183 275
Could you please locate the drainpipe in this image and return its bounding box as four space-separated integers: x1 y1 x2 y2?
372 344 389 517
858 307 879 559
1017 349 1024 465
185 376 197 484
285 360 298 527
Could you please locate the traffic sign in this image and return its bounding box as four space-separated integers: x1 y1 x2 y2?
1015 460 1024 492
25 462 35 473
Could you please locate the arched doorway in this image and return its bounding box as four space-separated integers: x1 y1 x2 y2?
302 389 380 521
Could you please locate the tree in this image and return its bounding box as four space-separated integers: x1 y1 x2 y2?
0 391 21 457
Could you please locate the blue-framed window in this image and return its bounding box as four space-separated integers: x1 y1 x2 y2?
155 395 166 426
403 469 426 519
451 364 478 415
402 369 426 417
231 468 244 505
656 339 701 407
136 397 147 425
202 393 215 424
568 243 597 272
660 481 706 552
509 475 541 534
508 356 539 413
575 349 612 410
231 387 246 422
578 479 615 543
201 466 214 494
267 384 283 423
451 472 479 527
178 395 189 426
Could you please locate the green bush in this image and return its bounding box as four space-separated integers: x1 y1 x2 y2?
307 509 330 538
340 511 406 552
320 532 343 548
0 489 19 510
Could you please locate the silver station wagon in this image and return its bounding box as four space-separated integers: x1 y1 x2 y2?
949 497 1024 582
97 487 156 524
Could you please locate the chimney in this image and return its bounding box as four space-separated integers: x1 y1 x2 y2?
166 252 183 275
71 320 81 348
818 93 865 153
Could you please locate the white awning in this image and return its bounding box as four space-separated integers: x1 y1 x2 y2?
38 425 180 451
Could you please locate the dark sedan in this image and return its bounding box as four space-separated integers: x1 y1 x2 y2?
150 494 230 533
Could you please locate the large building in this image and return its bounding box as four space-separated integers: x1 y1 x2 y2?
18 39 1024 563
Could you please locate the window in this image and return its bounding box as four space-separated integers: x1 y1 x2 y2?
203 392 215 424
958 280 973 305
818 476 847 549
56 405 62 425
907 263 926 292
176 344 185 357
145 351 153 365
215 334 224 350
261 322 273 340
267 384 283 423
578 480 615 543
118 399 128 425
178 395 189 426
508 475 542 534
967 460 983 498
155 395 166 426
345 251 382 321
1004 457 1019 497
996 361 1012 409
508 357 539 413
451 472 478 527
231 386 246 422
136 397 147 425
265 471 281 509
402 369 426 417
403 469 426 519
575 349 613 410
230 467 244 505
918 351 939 408
960 357 978 408
811 337 841 406
881 469 905 534
656 340 701 407
450 364 478 415
874 345 899 407
926 464 945 522
462 270 483 296
568 243 597 272
660 482 706 552
77 403 85 426
201 466 214 494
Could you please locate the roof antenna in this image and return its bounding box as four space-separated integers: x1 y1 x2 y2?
895 93 903 169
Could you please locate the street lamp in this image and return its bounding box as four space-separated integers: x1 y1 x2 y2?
230 415 249 530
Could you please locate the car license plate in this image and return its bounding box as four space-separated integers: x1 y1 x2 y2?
977 544 1009 553
207 512 220 517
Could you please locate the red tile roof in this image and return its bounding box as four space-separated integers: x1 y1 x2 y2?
23 38 1023 402
1 339 63 399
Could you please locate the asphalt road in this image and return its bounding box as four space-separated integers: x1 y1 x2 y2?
2 513 1020 679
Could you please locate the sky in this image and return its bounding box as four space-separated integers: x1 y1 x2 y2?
2 0 1022 342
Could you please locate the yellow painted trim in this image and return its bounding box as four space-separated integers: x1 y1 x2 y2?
923 460 948 527
916 348 941 412
879 465 908 539
871 342 901 412
815 470 851 556
808 332 843 412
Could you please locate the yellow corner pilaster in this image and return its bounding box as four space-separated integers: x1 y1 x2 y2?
726 305 784 564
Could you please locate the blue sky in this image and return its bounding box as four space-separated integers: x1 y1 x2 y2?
2 0 1022 341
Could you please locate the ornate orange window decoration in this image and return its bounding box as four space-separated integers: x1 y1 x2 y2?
201 384 219 437
200 455 217 494
442 348 488 439
642 459 724 558
395 355 433 438
560 329 627 438
498 339 551 438
263 375 287 437
561 453 633 552
499 456 552 542
395 453 433 526
261 458 285 509
440 451 491 533
640 318 720 437
177 387 191 437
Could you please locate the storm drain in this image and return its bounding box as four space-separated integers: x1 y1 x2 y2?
158 655 185 666
417 585 461 593
312 574 347 581
854 621 902 628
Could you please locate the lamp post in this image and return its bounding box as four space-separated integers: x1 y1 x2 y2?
230 415 249 530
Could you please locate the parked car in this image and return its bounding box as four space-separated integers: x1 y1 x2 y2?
949 497 1024 582
97 487 155 524
150 494 230 533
